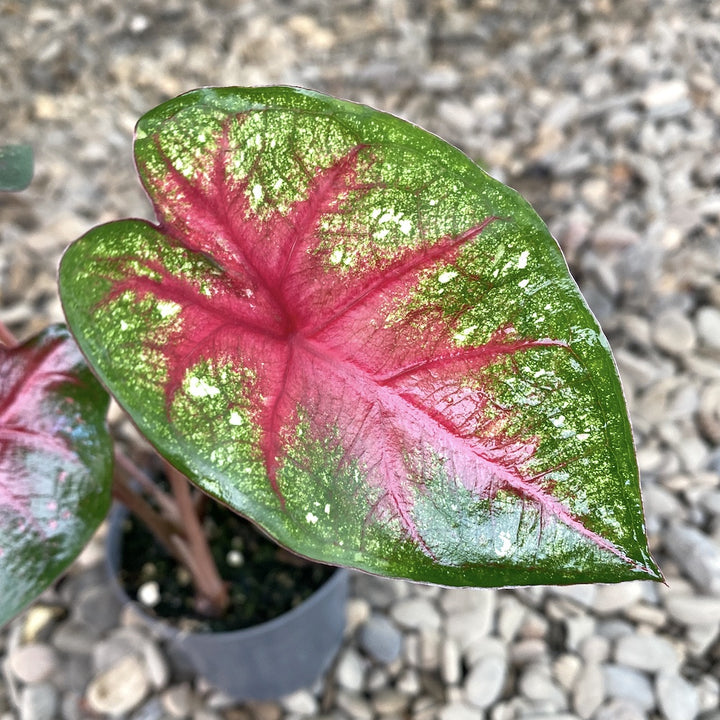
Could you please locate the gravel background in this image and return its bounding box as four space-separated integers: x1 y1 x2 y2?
2 1 720 719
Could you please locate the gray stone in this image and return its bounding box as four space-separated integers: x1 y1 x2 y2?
345 597 371 635
554 654 582 692
549 584 597 608
509 639 549 668
399 669 423 697
594 698 648 720
564 613 597 653
592 582 644 615
696 674 720 713
665 523 720 596
336 690 373 720
518 664 567 709
673 433 711 474
445 592 496 651
92 634 138 673
438 100 477 134
61 654 93 693
656 672 699 720
60 691 83 720
465 654 506 709
572 663 605 719
664 593 720 626
85 654 150 715
372 688 408 715
603 664 656 711
686 623 719 657
440 638 462 685
643 485 686 521
699 382 720 443
161 683 194 718
403 631 420 667
132 696 167 720
280 689 318 716
496 596 526 642
440 587 494 615
696 307 720 350
615 633 679 673
652 310 697 356
390 597 441 631
592 222 641 250
142 640 170 689
193 711 224 720
579 636 610 664
366 667 390 692
204 688 235 711
51 620 98 655
465 636 508 667
75 585 123 633
641 79 692 118
19 683 58 720
354 575 398 609
335 647 367 693
243 701 282 720
438 701 481 720
358 615 402 664
419 629 441 671
8 642 58 683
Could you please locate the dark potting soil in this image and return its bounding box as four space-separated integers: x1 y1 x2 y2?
118 500 337 633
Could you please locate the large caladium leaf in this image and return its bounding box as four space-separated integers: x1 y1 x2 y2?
59 87 660 586
0 326 112 626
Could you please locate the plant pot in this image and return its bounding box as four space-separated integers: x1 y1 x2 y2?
105 504 349 701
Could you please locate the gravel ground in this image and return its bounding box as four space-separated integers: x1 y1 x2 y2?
2 1 720 718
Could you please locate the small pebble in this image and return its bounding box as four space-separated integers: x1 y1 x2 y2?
8 643 58 684
390 598 441 631
161 683 194 718
656 672 700 720
19 683 57 720
614 633 680 673
572 663 605 719
335 647 367 693
138 581 160 607
85 655 149 715
358 614 403 664
464 654 506 709
280 689 318 716
652 310 697 356
603 664 656 711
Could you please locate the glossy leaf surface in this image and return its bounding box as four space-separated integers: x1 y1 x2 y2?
0 326 112 627
60 87 660 586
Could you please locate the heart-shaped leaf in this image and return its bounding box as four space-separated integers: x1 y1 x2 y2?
59 87 660 586
0 326 112 627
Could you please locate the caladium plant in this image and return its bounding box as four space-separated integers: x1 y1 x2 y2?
2 87 660 628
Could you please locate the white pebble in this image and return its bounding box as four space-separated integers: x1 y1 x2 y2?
138 581 160 607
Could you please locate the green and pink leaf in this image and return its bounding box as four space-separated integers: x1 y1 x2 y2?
0 326 112 626
59 87 660 586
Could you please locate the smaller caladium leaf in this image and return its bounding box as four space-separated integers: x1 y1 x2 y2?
59 87 661 587
0 144 33 192
0 326 112 627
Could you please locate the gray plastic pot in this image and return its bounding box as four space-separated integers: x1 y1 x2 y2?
105 504 349 700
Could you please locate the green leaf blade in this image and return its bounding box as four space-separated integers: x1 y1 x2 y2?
59 87 660 587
